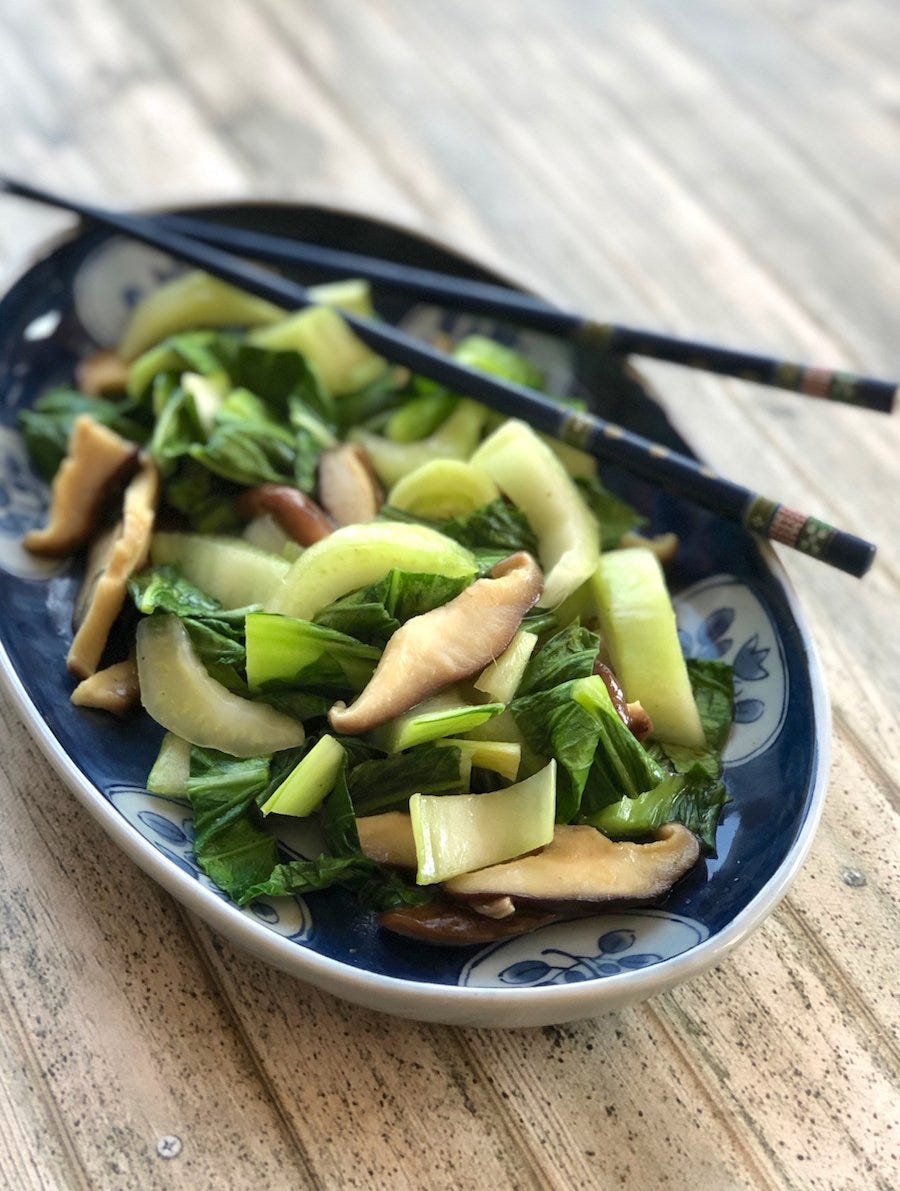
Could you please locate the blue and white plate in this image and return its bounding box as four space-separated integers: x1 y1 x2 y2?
0 204 828 1027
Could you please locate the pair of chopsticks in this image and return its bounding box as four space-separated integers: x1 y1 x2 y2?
162 212 897 417
0 177 881 577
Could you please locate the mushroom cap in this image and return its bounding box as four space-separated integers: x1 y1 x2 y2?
329 550 543 735
67 457 160 679
318 442 383 526
378 902 557 947
362 812 702 944
24 416 139 557
443 822 701 913
236 484 334 546
70 656 140 716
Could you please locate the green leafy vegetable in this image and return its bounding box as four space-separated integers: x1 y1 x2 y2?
130 565 251 691
511 677 602 822
520 608 561 637
127 330 239 400
245 613 380 696
130 564 251 622
574 475 647 549
164 460 244 533
648 659 735 777
149 378 206 470
19 388 149 481
314 568 473 646
586 765 727 855
229 342 335 426
348 745 468 816
381 498 538 568
516 622 601 697
320 755 361 857
575 679 665 815
237 854 430 910
334 368 409 435
512 674 662 822
253 755 431 910
142 340 336 494
184 747 275 899
688 659 735 752
188 387 300 486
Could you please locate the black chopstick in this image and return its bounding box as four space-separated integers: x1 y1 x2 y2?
159 212 897 416
0 177 876 578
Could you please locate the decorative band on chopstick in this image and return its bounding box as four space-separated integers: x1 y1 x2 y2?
743 496 845 562
577 320 896 414
773 362 897 410
558 408 598 451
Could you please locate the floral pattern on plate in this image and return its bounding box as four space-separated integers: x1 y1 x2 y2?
676 575 788 766
107 785 313 943
460 912 708 988
0 425 67 579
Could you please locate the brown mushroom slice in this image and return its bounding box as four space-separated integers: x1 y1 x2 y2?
357 811 419 870
593 658 654 741
318 442 383 526
626 700 653 743
593 658 630 724
70 655 140 715
76 349 129 395
67 457 161 679
236 483 335 546
378 902 558 946
357 817 526 924
329 551 543 735
24 415 139 557
443 823 700 915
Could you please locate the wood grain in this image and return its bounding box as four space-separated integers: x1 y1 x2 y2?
0 2 897 1188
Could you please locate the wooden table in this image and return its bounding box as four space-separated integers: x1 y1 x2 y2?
1 2 897 1187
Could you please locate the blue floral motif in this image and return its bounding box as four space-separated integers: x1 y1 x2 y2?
677 604 778 741
498 929 664 988
155 843 202 880
137 810 193 846
679 606 734 659
733 633 770 682
460 910 710 988
733 698 765 724
105 786 313 941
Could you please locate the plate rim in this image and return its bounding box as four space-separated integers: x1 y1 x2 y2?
0 203 832 1024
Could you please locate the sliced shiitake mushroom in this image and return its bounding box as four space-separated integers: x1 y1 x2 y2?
236 483 334 546
24 416 139 557
75 349 129 395
357 811 419 870
360 812 701 945
378 902 558 946
67 457 160 679
70 655 140 715
329 551 543 735
318 442 383 526
444 823 700 915
593 658 654 742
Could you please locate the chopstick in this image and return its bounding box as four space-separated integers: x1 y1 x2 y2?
158 212 898 416
0 177 876 578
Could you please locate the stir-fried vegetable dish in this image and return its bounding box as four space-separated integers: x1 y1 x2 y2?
21 272 734 945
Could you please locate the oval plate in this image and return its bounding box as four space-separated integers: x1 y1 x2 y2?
0 203 828 1027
